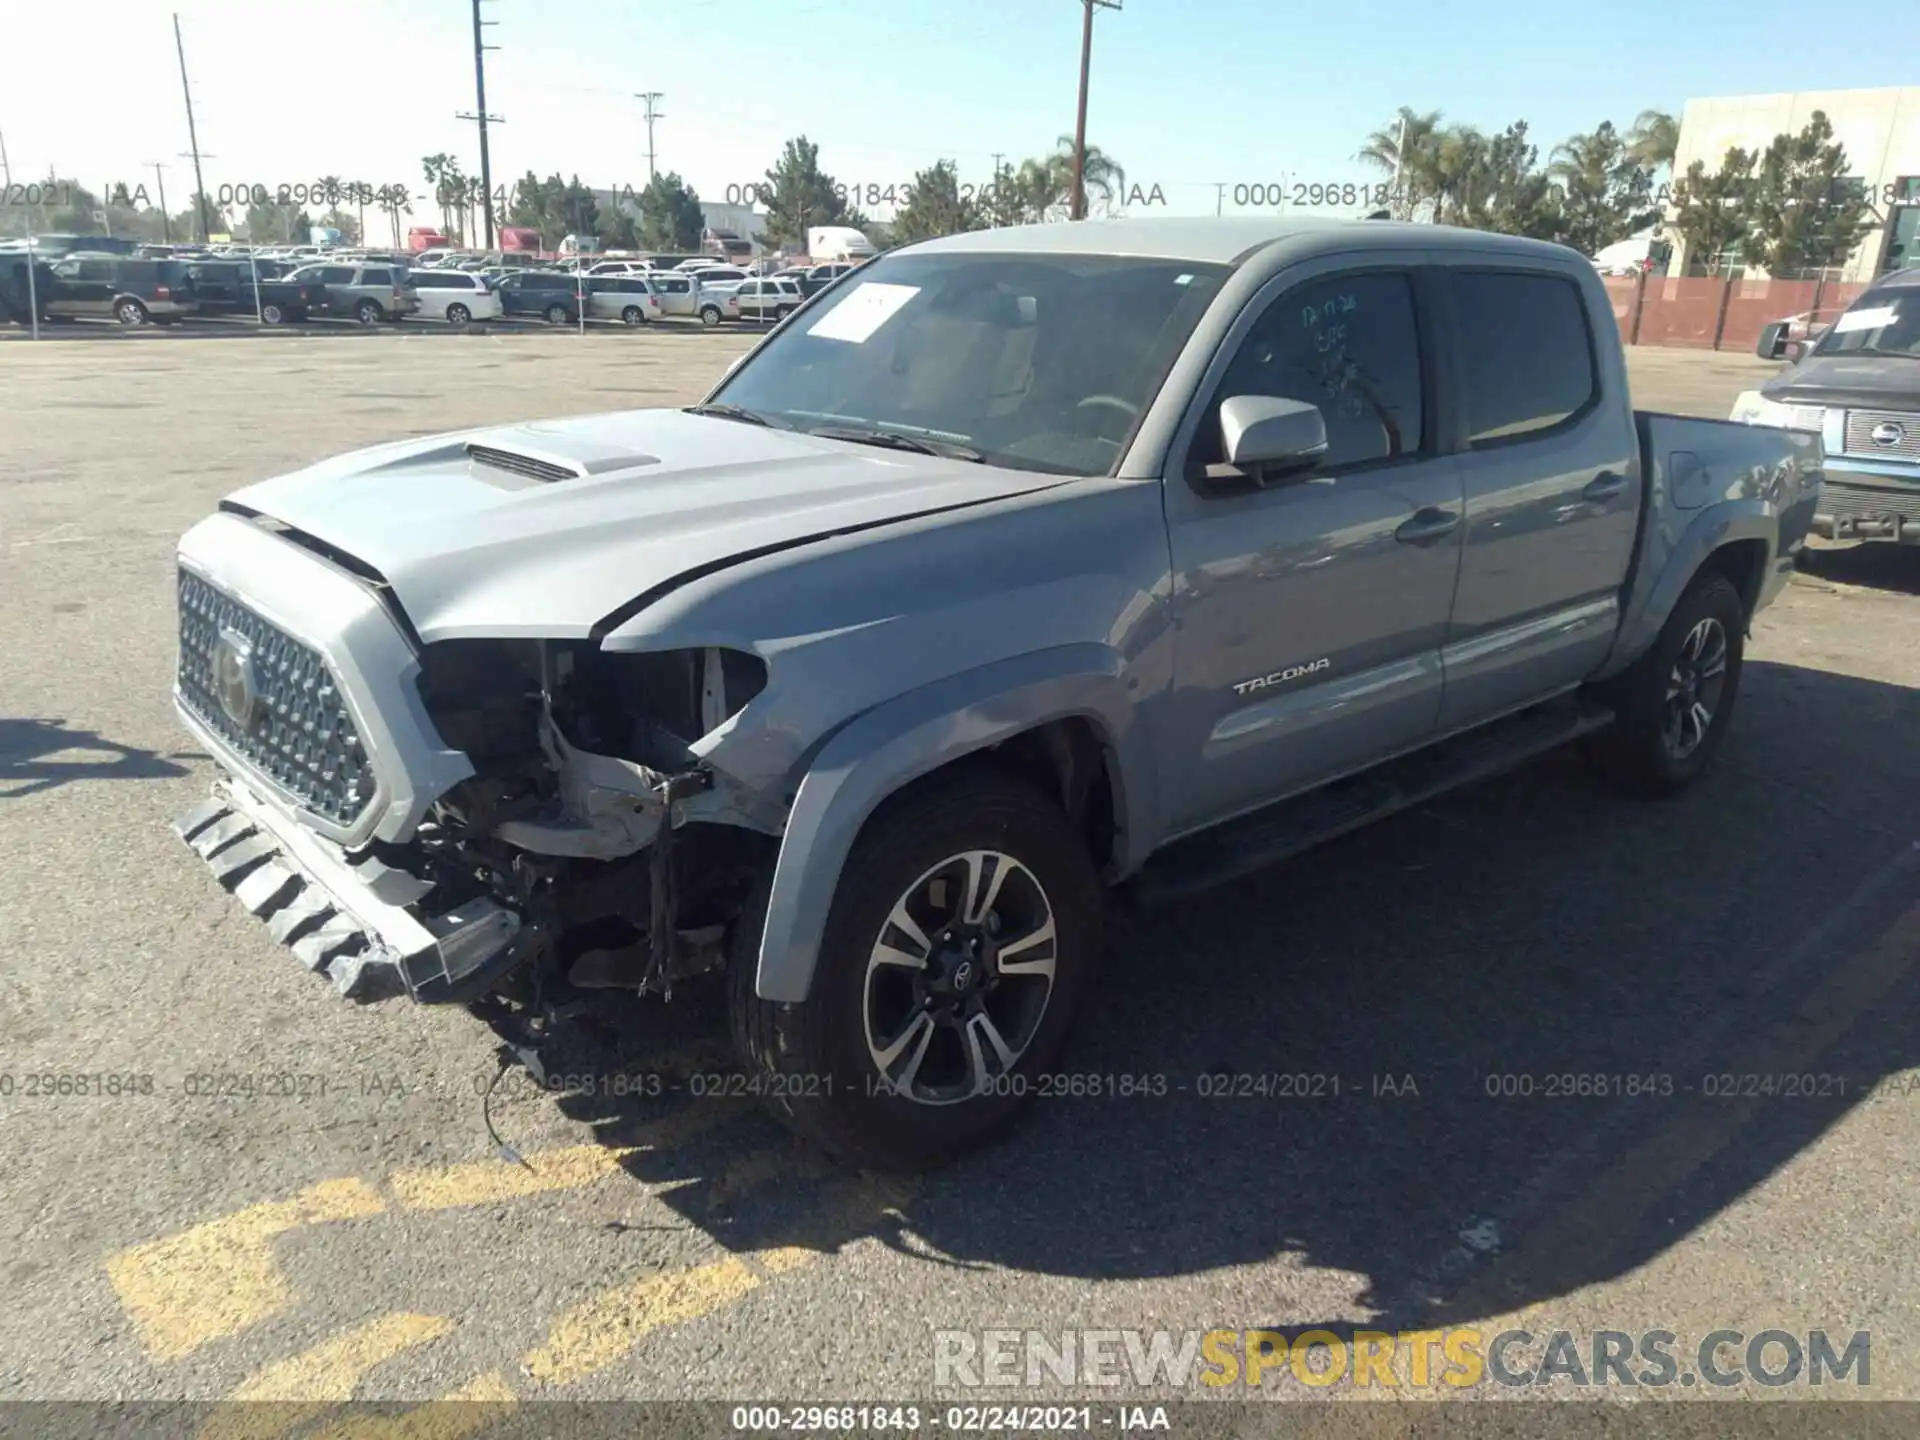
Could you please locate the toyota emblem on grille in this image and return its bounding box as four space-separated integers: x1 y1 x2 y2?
212 628 262 729
1871 421 1906 447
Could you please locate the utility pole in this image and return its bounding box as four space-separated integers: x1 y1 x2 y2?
0 123 11 191
1390 113 1408 220
457 0 504 249
636 92 663 184
1068 0 1121 220
173 14 210 242
1214 181 1226 216
147 163 172 242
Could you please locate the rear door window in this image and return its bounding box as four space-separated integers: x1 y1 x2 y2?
361 267 392 286
1448 271 1598 445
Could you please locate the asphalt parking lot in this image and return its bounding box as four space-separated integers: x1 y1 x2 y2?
3 334 1919 1421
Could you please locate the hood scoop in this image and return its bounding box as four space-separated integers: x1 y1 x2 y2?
465 441 661 487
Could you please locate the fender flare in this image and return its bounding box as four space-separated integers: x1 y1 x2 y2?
1601 499 1777 676
753 644 1157 1004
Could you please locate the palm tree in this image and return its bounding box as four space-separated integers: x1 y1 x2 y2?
1627 109 1679 173
1044 136 1126 219
421 154 454 234
1357 108 1444 220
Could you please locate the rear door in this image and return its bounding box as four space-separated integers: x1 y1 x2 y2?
316 265 356 313
1161 260 1466 832
1434 266 1641 730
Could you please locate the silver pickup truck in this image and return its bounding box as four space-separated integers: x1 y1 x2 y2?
172 217 1820 1170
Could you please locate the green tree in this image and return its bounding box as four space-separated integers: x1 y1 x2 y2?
1667 148 1757 272
1626 109 1680 173
758 136 853 247
1743 110 1877 275
890 160 979 244
1458 122 1563 239
637 172 705 250
978 159 1028 229
1358 108 1447 220
1548 121 1655 256
243 199 314 245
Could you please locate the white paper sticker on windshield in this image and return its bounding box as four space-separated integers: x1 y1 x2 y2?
1832 304 1898 333
806 282 920 343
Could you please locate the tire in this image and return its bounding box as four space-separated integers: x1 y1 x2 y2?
259 302 286 326
545 303 570 325
730 763 1104 1172
620 305 645 326
1585 570 1746 798
445 303 471 329
355 299 383 326
115 298 149 326
699 305 722 327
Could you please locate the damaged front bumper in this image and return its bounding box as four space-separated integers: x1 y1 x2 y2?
175 775 528 1004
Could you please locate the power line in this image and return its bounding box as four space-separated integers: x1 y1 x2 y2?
636 92 664 184
456 0 505 248
173 13 210 242
1069 0 1121 221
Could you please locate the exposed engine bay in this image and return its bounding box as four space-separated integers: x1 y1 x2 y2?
398 639 780 1011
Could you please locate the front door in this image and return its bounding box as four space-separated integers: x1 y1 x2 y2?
1161 263 1465 835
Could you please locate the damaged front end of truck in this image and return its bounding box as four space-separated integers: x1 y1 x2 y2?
173 536 786 1055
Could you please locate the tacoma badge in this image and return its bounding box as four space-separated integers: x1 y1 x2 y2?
1233 657 1330 696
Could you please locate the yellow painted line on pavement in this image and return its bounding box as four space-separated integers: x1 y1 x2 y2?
197 1312 454 1440
388 1098 747 1211
301 1370 518 1440
521 1255 763 1386
106 1177 387 1361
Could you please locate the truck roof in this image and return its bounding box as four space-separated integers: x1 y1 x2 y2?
905 215 1584 268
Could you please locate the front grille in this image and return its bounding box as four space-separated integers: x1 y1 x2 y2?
1842 410 1920 461
1820 480 1920 525
177 569 375 827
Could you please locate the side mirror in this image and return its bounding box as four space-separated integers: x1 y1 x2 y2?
1218 395 1328 484
1756 320 1803 362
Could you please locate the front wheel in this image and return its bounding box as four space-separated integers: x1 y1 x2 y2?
730 765 1103 1172
1584 570 1746 797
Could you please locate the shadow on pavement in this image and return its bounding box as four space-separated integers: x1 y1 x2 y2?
1799 542 1920 597
0 717 191 799
480 657 1920 1330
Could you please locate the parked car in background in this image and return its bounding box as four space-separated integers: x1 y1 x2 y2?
732 277 803 321
183 262 326 323
798 262 858 297
42 255 199 324
410 268 504 328
283 261 421 325
1738 267 1920 544
491 268 585 324
585 274 663 325
644 269 700 317
696 284 742 327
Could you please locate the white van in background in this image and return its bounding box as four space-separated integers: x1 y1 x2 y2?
806 226 876 263
1593 232 1672 277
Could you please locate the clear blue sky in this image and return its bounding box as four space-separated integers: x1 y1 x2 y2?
8 0 1918 222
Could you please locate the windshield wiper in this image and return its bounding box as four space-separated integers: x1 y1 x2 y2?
806 424 985 462
685 403 790 428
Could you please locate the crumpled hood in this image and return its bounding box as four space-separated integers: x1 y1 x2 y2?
1763 354 1920 411
225 407 1067 643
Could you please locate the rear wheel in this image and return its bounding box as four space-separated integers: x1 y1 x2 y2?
730 765 1103 1172
114 298 149 325
621 305 645 325
545 303 570 325
259 302 287 326
1585 570 1746 797
445 302 471 329
355 299 383 326
699 304 722 327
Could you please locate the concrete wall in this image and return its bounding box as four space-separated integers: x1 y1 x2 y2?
1669 85 1920 281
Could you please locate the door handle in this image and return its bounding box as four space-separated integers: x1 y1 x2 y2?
1583 470 1628 502
1395 507 1461 545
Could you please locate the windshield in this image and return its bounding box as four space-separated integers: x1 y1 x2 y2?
708 250 1229 476
1814 291 1920 359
